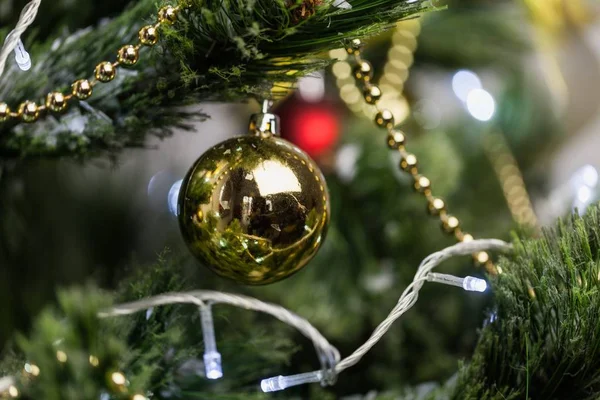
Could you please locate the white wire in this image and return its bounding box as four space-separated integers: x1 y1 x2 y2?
100 290 341 371
336 238 511 372
0 0 42 79
0 238 511 392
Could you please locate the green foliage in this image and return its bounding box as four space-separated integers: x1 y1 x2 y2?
0 0 437 158
452 206 600 400
2 254 302 398
418 7 526 69
7 207 600 398
13 287 133 400
0 1 575 398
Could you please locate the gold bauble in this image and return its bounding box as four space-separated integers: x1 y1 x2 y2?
178 134 330 285
386 130 405 149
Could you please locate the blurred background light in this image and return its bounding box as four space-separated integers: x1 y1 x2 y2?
298 72 326 103
466 88 496 121
452 70 482 102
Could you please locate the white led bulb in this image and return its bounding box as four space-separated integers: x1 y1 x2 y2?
261 371 323 393
14 40 31 71
428 273 487 293
463 276 487 292
200 304 223 379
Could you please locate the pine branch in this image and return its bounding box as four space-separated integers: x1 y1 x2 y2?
452 205 600 400
11 287 135 400
0 0 437 158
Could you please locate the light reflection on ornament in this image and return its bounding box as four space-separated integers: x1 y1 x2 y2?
253 160 302 196
466 88 495 122
168 179 183 216
452 70 482 102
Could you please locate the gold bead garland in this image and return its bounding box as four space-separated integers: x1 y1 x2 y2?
72 79 93 100
118 45 141 66
0 4 184 124
46 92 67 112
332 20 418 124
343 37 499 275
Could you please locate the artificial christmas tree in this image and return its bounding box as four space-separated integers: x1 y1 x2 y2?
1 0 600 399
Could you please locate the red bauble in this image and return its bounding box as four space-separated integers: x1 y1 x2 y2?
276 96 340 159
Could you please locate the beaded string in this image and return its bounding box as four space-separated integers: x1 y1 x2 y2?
343 38 499 275
0 4 184 124
331 20 419 124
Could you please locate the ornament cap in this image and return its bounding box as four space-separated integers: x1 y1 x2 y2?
249 112 280 137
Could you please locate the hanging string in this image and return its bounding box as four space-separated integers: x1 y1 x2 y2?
100 290 341 378
0 0 41 78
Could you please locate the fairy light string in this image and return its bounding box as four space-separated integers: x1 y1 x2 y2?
0 3 185 124
0 239 511 397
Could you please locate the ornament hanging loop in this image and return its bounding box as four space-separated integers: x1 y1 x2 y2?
249 99 280 138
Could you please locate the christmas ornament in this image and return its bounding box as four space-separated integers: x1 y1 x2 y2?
178 103 330 285
276 95 340 159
